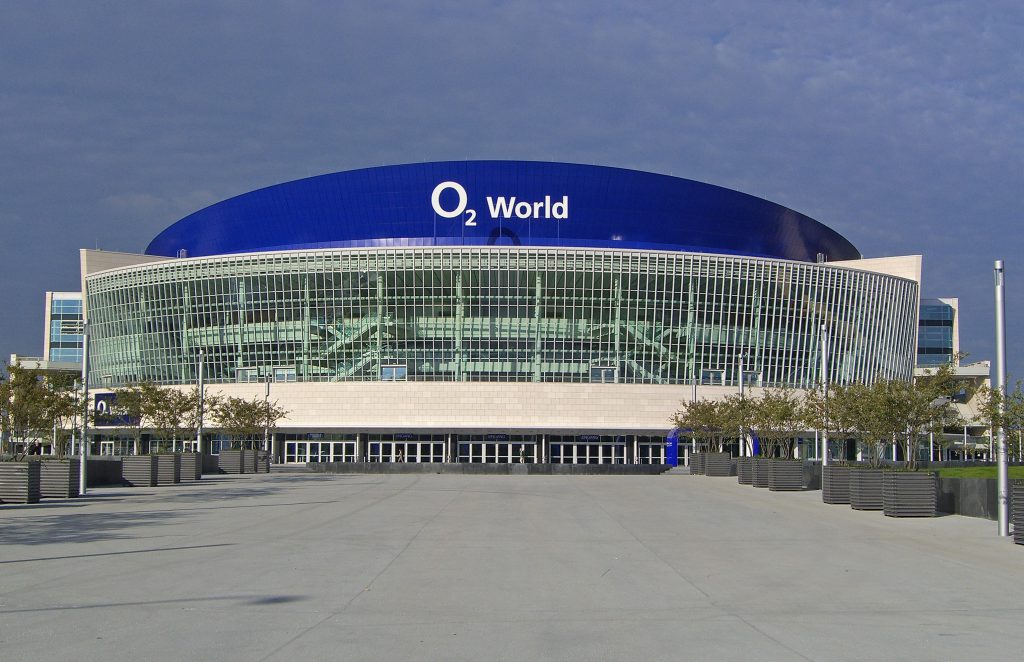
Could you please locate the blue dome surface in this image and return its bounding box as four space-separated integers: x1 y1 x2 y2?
146 161 860 262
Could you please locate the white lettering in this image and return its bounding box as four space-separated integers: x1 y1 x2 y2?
486 196 516 218
431 181 468 218
552 196 569 219
434 182 569 222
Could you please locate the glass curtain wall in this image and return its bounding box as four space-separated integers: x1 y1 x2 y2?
85 248 919 388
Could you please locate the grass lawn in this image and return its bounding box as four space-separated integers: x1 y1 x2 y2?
933 466 1024 479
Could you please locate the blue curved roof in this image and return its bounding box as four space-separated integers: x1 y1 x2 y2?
145 161 860 262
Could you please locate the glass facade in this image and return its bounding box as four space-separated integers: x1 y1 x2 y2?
84 247 919 388
917 301 955 366
48 293 84 363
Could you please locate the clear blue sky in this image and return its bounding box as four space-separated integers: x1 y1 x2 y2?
2 1 1022 377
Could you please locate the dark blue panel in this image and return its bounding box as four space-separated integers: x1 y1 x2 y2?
146 161 860 262
666 429 680 467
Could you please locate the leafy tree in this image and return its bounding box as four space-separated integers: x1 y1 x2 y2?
107 382 164 455
750 388 802 458
674 398 729 453
975 381 1024 461
148 388 214 452
212 395 287 449
0 363 79 457
722 392 754 456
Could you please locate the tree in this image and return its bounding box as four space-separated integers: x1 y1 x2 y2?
107 382 164 455
674 398 733 453
750 388 802 458
212 395 287 449
976 381 1024 461
1 362 79 457
148 388 201 452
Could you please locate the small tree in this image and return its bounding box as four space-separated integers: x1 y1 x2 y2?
750 388 802 458
674 398 731 453
722 392 754 456
107 382 164 455
0 362 79 455
976 381 1024 461
149 388 207 452
212 395 287 450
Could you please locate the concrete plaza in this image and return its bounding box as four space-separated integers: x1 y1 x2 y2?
2 472 1022 661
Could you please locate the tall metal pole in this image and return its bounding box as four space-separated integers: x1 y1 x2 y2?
821 325 830 466
738 352 745 457
78 322 90 496
196 348 204 454
994 260 1009 537
264 372 271 452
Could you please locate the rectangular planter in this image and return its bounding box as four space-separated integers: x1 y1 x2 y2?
704 452 733 477
179 453 202 481
246 449 258 474
256 451 271 473
737 457 752 485
751 457 770 488
822 465 851 504
883 471 937 517
768 459 804 491
849 468 884 511
38 459 80 498
155 454 181 486
937 477 997 520
218 449 245 474
0 462 41 503
1012 482 1024 545
122 455 157 487
690 452 705 475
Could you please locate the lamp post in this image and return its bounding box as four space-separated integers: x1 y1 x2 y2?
78 322 90 496
196 348 204 455
264 372 271 452
994 260 1009 537
737 352 746 456
821 324 830 466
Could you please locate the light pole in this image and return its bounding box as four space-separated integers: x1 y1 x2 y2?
196 348 204 455
264 372 271 452
821 324 830 466
737 352 746 456
994 260 1009 537
78 322 90 496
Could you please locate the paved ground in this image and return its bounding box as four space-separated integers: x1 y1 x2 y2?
2 473 1023 661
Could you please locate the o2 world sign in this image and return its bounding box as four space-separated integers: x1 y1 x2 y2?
430 181 569 227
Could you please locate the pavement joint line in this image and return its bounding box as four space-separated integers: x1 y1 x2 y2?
253 475 463 662
570 479 817 661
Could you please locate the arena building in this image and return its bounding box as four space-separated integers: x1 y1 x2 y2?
74 161 921 464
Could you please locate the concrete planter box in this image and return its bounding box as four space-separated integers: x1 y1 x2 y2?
883 471 937 517
246 449 258 474
768 459 804 491
737 457 753 484
0 462 41 503
822 465 851 504
1013 482 1024 545
122 455 157 487
179 453 202 481
937 477 1000 520
690 453 705 475
751 457 770 488
849 468 884 511
218 450 245 474
704 452 733 477
37 458 80 498
256 451 270 473
155 454 181 486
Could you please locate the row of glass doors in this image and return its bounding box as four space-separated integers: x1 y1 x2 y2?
281 433 668 464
